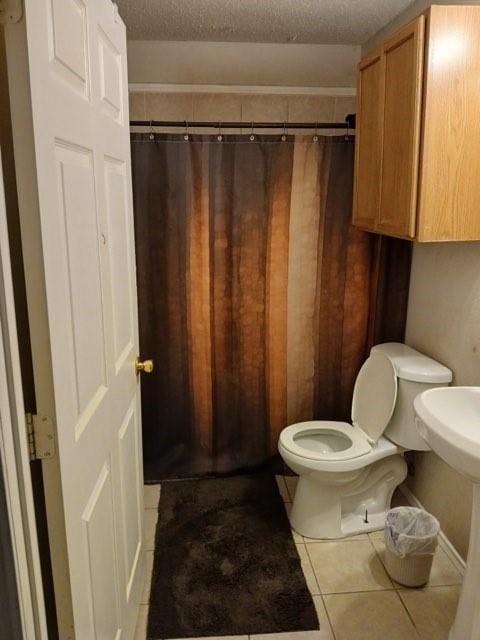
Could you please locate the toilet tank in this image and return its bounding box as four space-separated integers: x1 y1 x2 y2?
370 343 452 451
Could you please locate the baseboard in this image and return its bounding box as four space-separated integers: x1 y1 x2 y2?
399 483 466 577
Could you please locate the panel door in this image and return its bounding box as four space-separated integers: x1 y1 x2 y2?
417 5 480 241
352 48 384 232
21 0 144 638
378 16 425 239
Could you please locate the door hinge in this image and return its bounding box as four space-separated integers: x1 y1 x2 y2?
0 0 22 24
26 413 55 461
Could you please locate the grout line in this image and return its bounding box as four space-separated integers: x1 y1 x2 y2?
321 586 397 596
304 543 323 595
318 593 338 640
396 589 422 638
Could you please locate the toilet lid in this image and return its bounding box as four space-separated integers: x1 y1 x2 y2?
351 353 397 443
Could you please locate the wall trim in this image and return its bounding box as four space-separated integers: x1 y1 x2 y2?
399 484 466 577
128 83 357 97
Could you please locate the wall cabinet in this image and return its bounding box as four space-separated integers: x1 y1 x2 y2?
353 5 480 242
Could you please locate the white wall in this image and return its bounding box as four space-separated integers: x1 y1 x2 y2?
127 41 360 88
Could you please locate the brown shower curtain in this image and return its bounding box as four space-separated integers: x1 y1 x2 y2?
131 133 411 481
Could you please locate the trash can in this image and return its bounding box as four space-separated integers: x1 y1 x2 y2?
384 506 440 587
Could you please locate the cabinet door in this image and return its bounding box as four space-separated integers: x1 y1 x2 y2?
352 49 384 231
378 16 425 238
418 6 480 241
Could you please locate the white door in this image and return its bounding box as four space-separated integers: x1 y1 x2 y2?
7 1 145 638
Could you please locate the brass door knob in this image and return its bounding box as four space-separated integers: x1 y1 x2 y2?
135 358 154 374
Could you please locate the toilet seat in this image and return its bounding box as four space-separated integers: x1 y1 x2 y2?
279 421 372 462
279 353 398 464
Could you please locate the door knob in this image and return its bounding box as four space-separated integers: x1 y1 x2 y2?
135 358 154 374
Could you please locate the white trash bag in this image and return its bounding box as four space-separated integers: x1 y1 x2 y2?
385 507 440 558
384 507 440 587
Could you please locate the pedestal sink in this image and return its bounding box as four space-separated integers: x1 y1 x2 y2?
414 387 480 640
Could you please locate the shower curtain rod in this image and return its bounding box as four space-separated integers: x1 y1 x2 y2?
130 114 356 130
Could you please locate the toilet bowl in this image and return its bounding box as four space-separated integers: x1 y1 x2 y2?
278 343 452 539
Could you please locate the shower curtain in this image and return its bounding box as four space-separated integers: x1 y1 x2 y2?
131 133 411 481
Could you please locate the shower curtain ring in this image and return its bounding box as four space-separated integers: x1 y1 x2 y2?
250 121 255 141
281 121 287 142
313 122 319 142
217 122 222 142
149 120 154 140
184 120 189 141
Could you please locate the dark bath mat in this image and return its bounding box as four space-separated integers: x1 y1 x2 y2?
147 472 319 639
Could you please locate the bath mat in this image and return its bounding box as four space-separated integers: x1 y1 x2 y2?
147 472 319 638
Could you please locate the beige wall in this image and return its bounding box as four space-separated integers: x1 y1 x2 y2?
405 242 480 559
129 91 356 134
127 41 360 88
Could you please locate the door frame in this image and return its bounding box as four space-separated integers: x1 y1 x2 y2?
0 145 48 639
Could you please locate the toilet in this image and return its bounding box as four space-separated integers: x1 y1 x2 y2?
278 343 452 539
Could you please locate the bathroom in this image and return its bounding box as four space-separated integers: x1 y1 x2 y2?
0 1 479 639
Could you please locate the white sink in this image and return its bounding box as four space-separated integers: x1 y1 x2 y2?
414 386 480 482
414 386 480 640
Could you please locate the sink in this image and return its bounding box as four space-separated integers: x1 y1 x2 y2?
414 386 480 640
414 386 480 482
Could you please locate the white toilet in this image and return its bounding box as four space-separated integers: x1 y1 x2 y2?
278 343 452 539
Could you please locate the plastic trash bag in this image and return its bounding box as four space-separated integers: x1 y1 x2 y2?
385 507 440 558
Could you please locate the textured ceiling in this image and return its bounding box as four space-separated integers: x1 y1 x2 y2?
116 0 417 44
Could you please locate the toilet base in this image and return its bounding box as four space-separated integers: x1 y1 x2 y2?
289 455 407 539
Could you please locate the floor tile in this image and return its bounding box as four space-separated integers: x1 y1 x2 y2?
284 475 298 501
284 502 304 543
297 544 320 595
144 509 158 550
141 550 154 604
399 586 461 640
169 636 248 640
134 604 148 640
276 475 290 502
312 595 335 639
144 484 161 509
370 535 463 587
250 632 323 640
324 590 420 640
307 540 393 593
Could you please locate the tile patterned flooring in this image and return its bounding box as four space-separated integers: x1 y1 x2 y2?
135 477 462 640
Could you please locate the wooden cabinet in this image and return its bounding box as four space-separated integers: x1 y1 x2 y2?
378 18 424 238
353 5 480 242
352 50 384 231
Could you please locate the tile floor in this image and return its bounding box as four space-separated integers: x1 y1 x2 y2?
135 477 463 640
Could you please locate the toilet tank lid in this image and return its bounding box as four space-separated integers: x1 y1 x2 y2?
370 343 452 384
